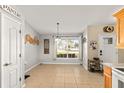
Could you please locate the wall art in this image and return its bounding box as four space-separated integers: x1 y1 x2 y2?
44 39 49 54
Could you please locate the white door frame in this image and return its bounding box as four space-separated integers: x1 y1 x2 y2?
0 13 23 88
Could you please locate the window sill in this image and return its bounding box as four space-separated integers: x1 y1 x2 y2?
56 58 79 60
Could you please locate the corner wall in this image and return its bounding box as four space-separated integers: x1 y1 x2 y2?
87 25 124 64
82 24 117 70
82 27 88 70
24 22 41 72
87 25 116 60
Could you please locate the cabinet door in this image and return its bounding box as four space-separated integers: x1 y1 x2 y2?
119 18 124 44
113 8 124 48
108 76 112 88
104 73 112 88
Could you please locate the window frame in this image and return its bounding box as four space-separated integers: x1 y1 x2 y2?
55 36 80 59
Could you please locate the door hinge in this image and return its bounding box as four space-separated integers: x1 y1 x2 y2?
19 30 21 34
19 77 21 81
19 53 21 58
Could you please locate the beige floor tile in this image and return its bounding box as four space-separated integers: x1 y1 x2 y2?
39 82 53 88
25 64 103 88
52 83 64 88
64 83 77 88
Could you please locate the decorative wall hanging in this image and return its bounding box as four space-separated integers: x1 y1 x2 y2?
44 39 49 54
25 34 40 45
33 36 37 45
89 41 97 50
25 34 33 44
0 5 21 18
103 26 114 33
34 36 40 45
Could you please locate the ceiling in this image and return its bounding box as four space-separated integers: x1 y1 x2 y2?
15 5 124 34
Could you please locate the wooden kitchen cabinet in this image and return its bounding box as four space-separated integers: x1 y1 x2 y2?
113 8 124 49
104 66 112 88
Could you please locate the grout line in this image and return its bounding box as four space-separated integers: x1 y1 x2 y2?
72 67 78 88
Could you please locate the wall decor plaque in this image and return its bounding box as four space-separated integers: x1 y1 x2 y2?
103 26 114 33
44 39 49 54
0 5 21 18
25 34 40 45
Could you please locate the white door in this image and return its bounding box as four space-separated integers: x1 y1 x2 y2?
99 35 117 63
1 15 21 88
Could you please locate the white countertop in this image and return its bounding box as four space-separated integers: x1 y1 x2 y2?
102 62 124 75
103 63 124 88
102 63 124 68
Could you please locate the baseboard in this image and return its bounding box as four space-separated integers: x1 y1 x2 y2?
83 63 88 70
41 61 81 64
21 84 26 88
25 63 40 73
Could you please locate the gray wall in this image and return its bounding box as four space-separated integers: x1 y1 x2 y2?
24 21 41 72
82 24 117 70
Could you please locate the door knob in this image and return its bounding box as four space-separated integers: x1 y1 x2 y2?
100 50 102 53
4 63 11 66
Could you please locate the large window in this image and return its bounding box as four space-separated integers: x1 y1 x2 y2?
56 37 80 58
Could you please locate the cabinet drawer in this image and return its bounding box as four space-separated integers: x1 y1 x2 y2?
104 66 112 75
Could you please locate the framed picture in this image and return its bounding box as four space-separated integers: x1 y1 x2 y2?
44 39 49 54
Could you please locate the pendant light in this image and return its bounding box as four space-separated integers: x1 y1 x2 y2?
56 22 61 39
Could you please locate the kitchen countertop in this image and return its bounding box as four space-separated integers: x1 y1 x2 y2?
102 63 124 75
103 63 124 88
102 63 124 68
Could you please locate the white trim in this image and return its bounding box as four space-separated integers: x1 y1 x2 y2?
56 58 79 60
21 84 26 88
25 63 40 73
40 61 81 64
1 12 22 24
83 63 88 70
55 37 80 59
0 5 21 19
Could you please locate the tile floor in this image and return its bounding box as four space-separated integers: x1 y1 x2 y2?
25 64 103 88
